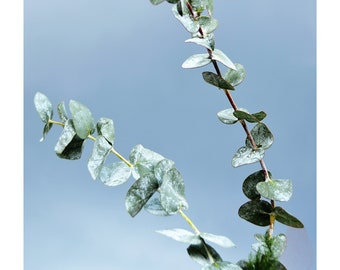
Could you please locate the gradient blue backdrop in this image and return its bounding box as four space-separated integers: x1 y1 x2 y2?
24 0 316 269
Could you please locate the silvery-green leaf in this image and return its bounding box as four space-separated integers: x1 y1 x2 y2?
232 146 265 167
156 228 201 244
200 232 236 248
256 179 293 201
182 54 211 69
69 99 95 139
211 49 236 70
100 161 131 186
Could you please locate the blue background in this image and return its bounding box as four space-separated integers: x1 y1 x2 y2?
24 0 316 269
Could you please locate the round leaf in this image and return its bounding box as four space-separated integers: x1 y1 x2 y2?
256 179 293 202
243 170 272 200
232 146 265 167
69 99 95 139
100 161 132 186
34 92 53 124
238 200 273 226
246 122 274 150
223 63 246 87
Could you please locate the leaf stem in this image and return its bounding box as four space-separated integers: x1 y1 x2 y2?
178 208 200 235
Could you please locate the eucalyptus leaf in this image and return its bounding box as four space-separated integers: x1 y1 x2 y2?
69 99 95 139
87 135 112 180
199 16 218 34
256 179 293 202
40 123 53 142
150 0 165 4
159 168 188 214
203 262 243 270
144 196 171 216
202 71 235 90
233 110 267 123
172 5 200 33
274 207 304 228
57 101 68 123
242 170 272 200
217 108 249 125
182 54 212 69
154 158 176 185
96 117 115 145
211 49 236 70
100 161 132 186
187 242 222 266
232 146 265 167
271 234 287 258
185 37 213 50
200 232 235 248
125 174 159 217
54 119 85 160
34 92 53 124
223 63 246 87
238 200 272 226
156 228 201 245
245 123 274 150
129 144 165 178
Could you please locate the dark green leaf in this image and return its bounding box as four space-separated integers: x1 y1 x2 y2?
182 53 211 69
242 170 272 200
232 146 265 167
96 117 115 145
187 241 222 266
211 49 236 70
238 200 273 226
233 110 267 123
223 63 246 87
100 161 132 186
202 71 235 90
69 99 95 139
34 92 53 124
159 168 188 214
256 179 293 202
125 174 159 217
87 135 112 180
245 123 274 150
156 228 201 245
54 119 85 160
274 207 304 228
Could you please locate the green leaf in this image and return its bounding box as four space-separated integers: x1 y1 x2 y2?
242 170 272 200
57 101 68 123
274 207 304 228
232 146 265 167
34 92 53 124
159 168 188 214
87 135 112 180
156 228 201 245
202 72 235 90
40 123 53 142
238 200 272 226
54 119 85 160
100 161 132 186
125 174 159 217
211 49 236 70
182 53 211 69
144 196 171 216
200 232 235 248
223 63 246 87
245 123 274 150
256 179 293 202
166 0 179 3
129 144 165 179
69 99 95 139
217 108 249 125
233 110 267 123
96 117 115 145
187 242 222 266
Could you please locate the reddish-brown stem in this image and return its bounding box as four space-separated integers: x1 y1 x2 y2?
186 0 274 236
